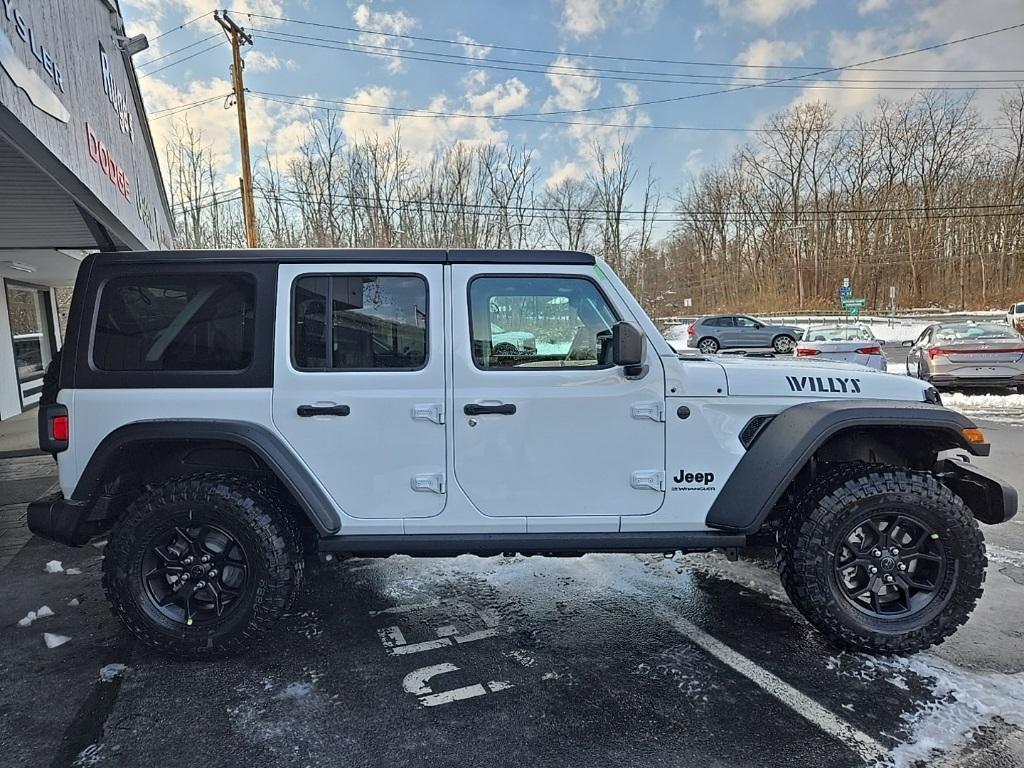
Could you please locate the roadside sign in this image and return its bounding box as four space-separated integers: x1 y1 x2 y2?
839 286 853 299
841 298 866 309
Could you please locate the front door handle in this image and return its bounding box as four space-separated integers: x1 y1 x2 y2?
297 404 351 417
464 403 516 416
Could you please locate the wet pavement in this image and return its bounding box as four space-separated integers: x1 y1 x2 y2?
1 434 1023 768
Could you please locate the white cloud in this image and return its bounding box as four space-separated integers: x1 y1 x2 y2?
683 148 705 177
705 0 815 26
244 51 296 72
733 38 804 80
543 55 600 112
456 33 492 60
557 0 664 40
467 78 530 115
858 0 891 13
352 3 418 75
545 160 586 189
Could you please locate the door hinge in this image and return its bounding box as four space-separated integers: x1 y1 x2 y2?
631 401 665 422
412 403 445 425
411 473 446 494
630 470 665 492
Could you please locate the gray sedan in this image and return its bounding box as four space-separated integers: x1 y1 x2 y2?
906 322 1024 392
687 315 804 354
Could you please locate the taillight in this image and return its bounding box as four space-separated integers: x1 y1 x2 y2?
928 348 950 359
795 348 820 356
51 415 69 442
38 404 69 453
687 323 695 336
855 346 882 355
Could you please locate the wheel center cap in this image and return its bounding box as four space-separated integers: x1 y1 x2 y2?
190 565 205 577
880 556 897 572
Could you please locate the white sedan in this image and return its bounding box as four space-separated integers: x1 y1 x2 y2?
795 325 888 370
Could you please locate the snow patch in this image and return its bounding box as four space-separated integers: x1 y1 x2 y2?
43 632 70 648
941 392 1024 425
17 606 54 627
278 681 314 699
36 605 54 618
988 545 1024 569
65 567 83 575
44 560 64 573
871 655 1024 768
67 598 80 607
99 663 128 682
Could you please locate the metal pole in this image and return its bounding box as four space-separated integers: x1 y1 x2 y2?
215 10 258 248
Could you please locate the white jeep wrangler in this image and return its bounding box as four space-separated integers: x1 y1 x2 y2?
29 249 1017 659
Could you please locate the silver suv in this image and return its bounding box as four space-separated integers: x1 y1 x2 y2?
687 315 804 354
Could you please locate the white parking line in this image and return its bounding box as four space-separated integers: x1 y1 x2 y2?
655 609 888 763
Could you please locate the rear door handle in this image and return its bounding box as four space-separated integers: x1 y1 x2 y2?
464 403 516 416
297 404 351 417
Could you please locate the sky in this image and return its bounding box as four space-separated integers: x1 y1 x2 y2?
120 0 1024 203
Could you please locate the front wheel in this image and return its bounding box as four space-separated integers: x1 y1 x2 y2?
777 464 985 655
102 474 303 659
772 334 796 354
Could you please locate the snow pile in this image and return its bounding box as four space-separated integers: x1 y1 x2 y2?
942 392 1024 425
43 560 64 574
17 605 55 627
99 663 128 682
65 568 82 575
42 632 70 649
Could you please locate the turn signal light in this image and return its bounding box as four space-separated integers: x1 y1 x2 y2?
51 415 69 442
962 427 986 444
795 348 820 356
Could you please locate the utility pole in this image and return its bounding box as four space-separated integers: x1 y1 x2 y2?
215 10 258 248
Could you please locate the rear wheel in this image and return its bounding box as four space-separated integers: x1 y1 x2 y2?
102 474 303 659
697 337 719 354
777 463 985 655
772 334 796 354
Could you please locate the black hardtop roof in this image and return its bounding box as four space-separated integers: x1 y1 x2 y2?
86 248 596 266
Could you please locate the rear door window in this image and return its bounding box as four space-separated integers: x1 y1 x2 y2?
92 274 255 372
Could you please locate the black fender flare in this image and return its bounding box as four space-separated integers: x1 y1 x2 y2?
705 400 990 534
71 420 342 535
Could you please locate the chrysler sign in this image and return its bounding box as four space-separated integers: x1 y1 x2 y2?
0 0 68 122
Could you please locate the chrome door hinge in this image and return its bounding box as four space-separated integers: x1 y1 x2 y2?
411 473 446 494
630 470 665 492
631 401 665 422
412 403 445 425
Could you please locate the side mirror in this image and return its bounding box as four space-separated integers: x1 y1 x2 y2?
902 340 914 348
611 321 645 368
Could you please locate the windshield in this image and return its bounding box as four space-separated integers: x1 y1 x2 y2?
804 326 872 342
934 323 1018 342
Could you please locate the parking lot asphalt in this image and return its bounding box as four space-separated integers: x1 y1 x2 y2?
1 429 1023 768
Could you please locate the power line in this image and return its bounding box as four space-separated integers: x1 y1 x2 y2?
250 27 1024 87
250 91 1012 136
148 10 214 43
139 40 227 79
149 93 232 120
250 27 1024 92
233 9 1024 75
137 32 221 68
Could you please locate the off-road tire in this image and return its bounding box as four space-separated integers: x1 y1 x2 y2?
772 334 796 354
697 337 719 354
777 463 985 655
102 474 303 660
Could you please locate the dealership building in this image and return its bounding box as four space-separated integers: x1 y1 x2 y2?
0 0 172 420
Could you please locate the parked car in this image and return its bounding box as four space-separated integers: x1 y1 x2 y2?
906 321 1024 392
795 325 887 370
1007 301 1024 333
28 248 1015 660
662 320 696 353
687 315 804 354
490 323 537 358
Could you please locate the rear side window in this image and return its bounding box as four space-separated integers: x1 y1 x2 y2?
292 275 428 371
707 317 734 327
92 274 255 372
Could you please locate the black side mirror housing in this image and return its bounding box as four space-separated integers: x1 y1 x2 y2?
611 322 646 376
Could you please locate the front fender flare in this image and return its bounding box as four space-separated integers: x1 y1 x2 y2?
72 420 342 535
705 400 988 534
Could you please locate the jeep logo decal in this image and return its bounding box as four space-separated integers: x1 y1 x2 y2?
786 376 862 394
672 470 716 491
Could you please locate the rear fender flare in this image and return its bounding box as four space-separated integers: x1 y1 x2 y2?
72 420 341 535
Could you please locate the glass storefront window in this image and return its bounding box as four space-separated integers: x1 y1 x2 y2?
6 284 52 386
